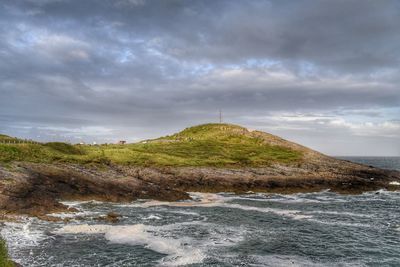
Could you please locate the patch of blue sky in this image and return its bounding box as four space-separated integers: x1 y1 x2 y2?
338 107 400 124
244 58 281 68
187 63 215 76
117 49 135 63
298 61 319 77
10 24 41 49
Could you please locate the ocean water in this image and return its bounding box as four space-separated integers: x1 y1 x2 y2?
338 156 400 171
2 157 400 267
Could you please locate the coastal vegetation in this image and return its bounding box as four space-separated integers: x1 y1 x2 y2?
0 238 14 267
0 124 302 167
0 124 399 221
0 134 18 142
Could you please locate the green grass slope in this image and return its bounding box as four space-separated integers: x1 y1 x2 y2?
0 124 303 167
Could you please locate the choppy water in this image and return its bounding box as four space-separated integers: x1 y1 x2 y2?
2 157 400 267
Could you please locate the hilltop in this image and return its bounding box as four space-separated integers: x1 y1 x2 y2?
0 124 305 167
0 123 399 219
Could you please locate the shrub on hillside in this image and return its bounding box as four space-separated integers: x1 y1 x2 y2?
0 238 14 267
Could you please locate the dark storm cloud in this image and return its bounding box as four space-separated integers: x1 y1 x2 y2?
0 0 399 155
4 0 400 71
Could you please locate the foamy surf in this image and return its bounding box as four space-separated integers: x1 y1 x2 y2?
47 211 102 219
143 214 162 220
132 192 227 208
6 177 400 267
122 192 383 225
55 224 205 266
305 219 372 228
306 210 372 218
60 200 105 207
128 192 313 220
235 195 322 204
1 219 49 249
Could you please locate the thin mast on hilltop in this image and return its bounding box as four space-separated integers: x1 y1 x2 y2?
219 109 223 123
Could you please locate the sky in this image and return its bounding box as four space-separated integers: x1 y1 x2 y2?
0 0 399 156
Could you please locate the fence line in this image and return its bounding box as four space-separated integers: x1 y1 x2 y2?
0 140 41 145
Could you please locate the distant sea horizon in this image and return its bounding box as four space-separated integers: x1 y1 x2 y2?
335 156 400 171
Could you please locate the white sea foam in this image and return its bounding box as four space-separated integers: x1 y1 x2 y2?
313 196 348 203
306 219 372 228
168 210 200 216
51 200 105 219
56 224 112 234
116 192 382 225
134 192 228 208
129 192 380 223
220 203 313 220
235 195 321 204
129 192 313 220
363 189 389 195
306 210 372 218
389 181 400 186
225 191 352 204
47 211 101 219
143 214 162 220
55 224 205 266
55 219 247 266
60 200 104 207
8 190 395 266
1 219 48 249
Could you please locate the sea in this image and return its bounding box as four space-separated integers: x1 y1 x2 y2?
2 157 400 267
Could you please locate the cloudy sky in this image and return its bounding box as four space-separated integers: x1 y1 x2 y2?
0 0 399 156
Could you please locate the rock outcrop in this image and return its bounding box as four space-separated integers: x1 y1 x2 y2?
0 124 399 218
0 158 399 218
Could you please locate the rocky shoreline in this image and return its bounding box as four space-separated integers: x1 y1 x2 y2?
2 124 399 221
0 157 399 221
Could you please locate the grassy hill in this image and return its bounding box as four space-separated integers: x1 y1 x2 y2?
0 124 303 167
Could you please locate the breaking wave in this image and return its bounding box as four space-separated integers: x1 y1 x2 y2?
4 186 400 266
56 223 205 266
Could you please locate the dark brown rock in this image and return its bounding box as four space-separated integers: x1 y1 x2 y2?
0 159 399 219
0 162 190 218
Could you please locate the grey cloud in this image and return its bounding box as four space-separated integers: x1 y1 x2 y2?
0 0 399 155
6 0 400 72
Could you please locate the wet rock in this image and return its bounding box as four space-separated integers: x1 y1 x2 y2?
0 163 190 218
0 160 398 219
95 212 122 223
35 215 63 222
